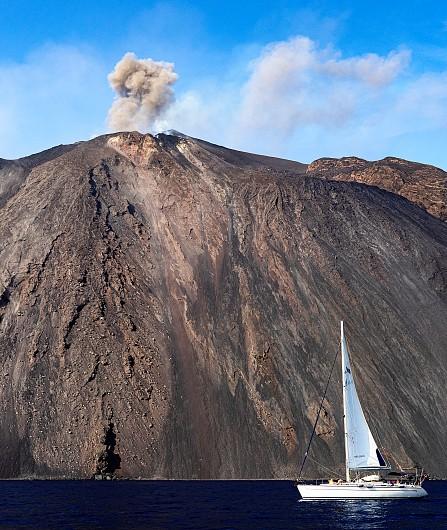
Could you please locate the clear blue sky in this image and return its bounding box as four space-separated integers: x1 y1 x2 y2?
1 0 447 167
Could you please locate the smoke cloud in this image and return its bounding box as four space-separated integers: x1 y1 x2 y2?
107 52 178 132
238 37 410 133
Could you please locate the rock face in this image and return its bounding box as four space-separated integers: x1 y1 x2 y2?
0 132 446 479
308 156 447 221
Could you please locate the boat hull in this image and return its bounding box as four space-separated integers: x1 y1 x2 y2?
297 483 428 500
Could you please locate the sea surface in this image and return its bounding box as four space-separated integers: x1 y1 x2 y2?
0 480 445 529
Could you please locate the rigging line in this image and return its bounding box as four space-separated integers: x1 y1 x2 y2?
298 342 340 480
306 455 345 480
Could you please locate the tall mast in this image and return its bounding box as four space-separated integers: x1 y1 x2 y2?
341 320 350 482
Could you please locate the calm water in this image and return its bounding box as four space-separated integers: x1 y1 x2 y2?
0 480 445 529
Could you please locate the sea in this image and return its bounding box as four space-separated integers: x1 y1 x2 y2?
0 480 445 529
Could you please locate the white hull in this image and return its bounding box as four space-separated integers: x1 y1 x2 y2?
298 482 428 500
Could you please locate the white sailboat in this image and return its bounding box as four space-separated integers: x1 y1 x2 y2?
297 321 428 500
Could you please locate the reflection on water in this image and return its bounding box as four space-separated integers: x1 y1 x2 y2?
334 499 390 529
296 499 391 529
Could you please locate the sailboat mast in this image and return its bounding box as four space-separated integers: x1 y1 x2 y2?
341 321 350 483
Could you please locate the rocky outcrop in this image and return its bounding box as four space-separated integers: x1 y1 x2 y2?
0 132 445 479
308 156 447 221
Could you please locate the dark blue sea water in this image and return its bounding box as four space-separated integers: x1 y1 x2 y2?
0 480 445 529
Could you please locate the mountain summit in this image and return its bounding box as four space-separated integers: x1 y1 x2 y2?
0 132 446 478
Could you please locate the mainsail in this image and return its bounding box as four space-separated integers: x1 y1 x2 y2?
341 321 388 472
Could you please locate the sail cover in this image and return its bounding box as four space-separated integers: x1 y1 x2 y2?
341 322 388 470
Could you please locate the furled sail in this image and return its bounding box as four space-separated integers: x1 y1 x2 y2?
341 321 388 470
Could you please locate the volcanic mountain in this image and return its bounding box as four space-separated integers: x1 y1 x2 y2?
0 131 446 479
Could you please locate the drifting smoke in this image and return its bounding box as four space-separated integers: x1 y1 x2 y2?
239 37 410 133
107 52 178 132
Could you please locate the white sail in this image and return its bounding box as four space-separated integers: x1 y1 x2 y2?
341 321 388 471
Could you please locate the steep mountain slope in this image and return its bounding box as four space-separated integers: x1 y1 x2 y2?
0 132 446 479
0 145 77 202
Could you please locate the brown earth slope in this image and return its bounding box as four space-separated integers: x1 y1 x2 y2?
0 132 446 479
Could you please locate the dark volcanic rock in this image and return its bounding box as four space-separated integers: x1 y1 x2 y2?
0 132 446 479
308 156 447 221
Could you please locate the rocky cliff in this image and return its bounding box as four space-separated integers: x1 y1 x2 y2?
0 132 446 479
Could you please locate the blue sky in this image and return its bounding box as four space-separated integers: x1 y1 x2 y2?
1 0 447 167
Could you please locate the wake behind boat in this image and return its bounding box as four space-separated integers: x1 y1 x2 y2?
297 322 428 500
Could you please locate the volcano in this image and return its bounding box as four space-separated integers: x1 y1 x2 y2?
0 131 446 479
